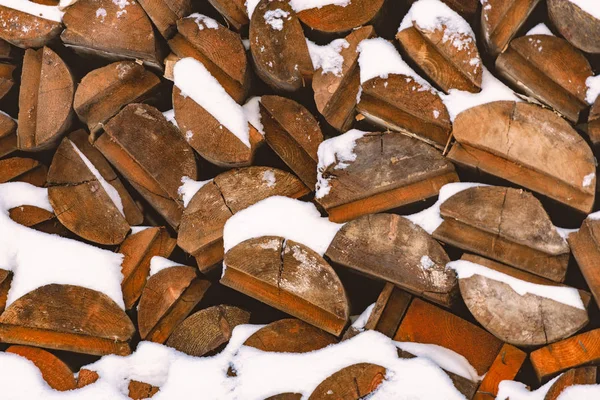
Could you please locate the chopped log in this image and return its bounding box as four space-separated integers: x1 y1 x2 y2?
96 103 198 229
249 0 313 92
168 14 250 103
0 157 47 186
7 205 70 238
364 283 413 338
222 236 350 336
61 0 164 70
547 0 600 54
0 284 135 356
296 0 385 34
433 186 570 282
6 345 76 391
480 0 541 57
0 62 14 100
312 26 375 132
18 47 74 152
259 95 323 188
568 217 600 308
589 97 600 148
177 166 309 272
138 0 192 39
74 61 161 136
496 35 593 123
207 0 248 30
448 101 596 213
544 366 597 400
128 380 160 399
326 213 457 307
308 363 386 399
530 328 600 382
0 111 16 158
440 0 479 20
0 5 63 48
473 344 527 400
138 266 211 343
244 319 337 352
0 269 11 314
76 369 99 388
166 305 250 356
119 227 176 309
317 132 458 223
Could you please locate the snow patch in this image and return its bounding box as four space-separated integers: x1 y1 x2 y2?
163 109 178 128
306 38 349 76
96 8 107 20
130 226 151 234
178 176 211 208
264 9 289 31
351 303 374 330
556 385 600 399
585 75 600 105
569 0 600 20
242 96 264 135
149 256 182 276
262 170 276 188
289 0 351 12
583 172 595 187
187 13 219 30
526 23 554 36
420 255 435 270
496 375 561 400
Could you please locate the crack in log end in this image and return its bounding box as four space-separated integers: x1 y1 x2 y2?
278 239 287 294
212 179 234 215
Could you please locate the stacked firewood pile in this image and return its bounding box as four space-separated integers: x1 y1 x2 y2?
1 0 600 398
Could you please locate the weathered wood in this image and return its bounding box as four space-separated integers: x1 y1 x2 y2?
544 366 597 400
496 35 593 123
569 218 600 309
448 101 596 213
0 284 135 356
0 5 63 48
0 62 14 100
297 0 385 34
18 47 74 152
474 344 527 400
207 0 248 30
547 0 600 54
244 319 337 352
6 345 76 391
177 167 309 272
364 283 413 338
128 380 160 399
308 363 386 399
222 236 350 336
327 213 457 307
0 111 16 158
96 103 198 229
138 0 192 39
0 157 47 186
0 269 11 314
166 305 250 356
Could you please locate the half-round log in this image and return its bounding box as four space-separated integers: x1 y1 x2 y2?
308 363 386 399
6 345 76 391
544 366 597 399
243 319 337 353
548 0 600 54
296 0 385 34
0 157 47 186
0 5 62 48
138 0 192 39
207 0 248 30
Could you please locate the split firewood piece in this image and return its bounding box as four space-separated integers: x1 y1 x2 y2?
589 98 600 148
0 284 135 356
166 305 250 356
326 213 457 307
496 35 593 123
128 380 160 399
208 0 248 30
530 328 600 382
74 61 161 136
480 0 541 57
61 0 164 70
119 227 176 309
295 0 385 34
178 166 309 272
0 62 14 100
0 3 63 48
47 130 144 245
244 319 337 353
168 14 250 103
249 0 313 92
547 0 600 54
544 366 597 400
8 205 71 237
5 345 76 391
473 344 527 400
0 269 11 313
448 101 596 214
568 216 600 308
76 369 100 388
259 96 323 188
434 186 571 282
307 363 386 400
363 283 413 338
441 0 480 20
18 46 74 152
0 157 47 186
137 0 192 39
138 266 211 343
97 103 198 229
316 131 458 223
397 0 482 93
0 111 16 158
312 26 375 132
222 236 350 336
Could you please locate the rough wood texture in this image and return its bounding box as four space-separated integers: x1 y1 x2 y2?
308 363 386 399
260 96 323 188
439 0 479 20
97 103 198 229
128 380 160 399
589 97 600 148
548 0 600 54
0 111 16 158
434 186 571 282
496 35 593 123
138 0 192 39
297 0 385 34
244 319 337 353
326 213 457 307
0 157 47 186
18 47 74 152
0 62 14 101
177 167 309 272
448 101 596 213
76 369 100 388
0 284 135 356
222 236 349 336
474 344 527 400
138 266 211 343
569 218 600 309
544 366 597 400
74 61 161 136
249 0 313 92
317 132 458 223
6 345 76 391
207 0 248 30
481 0 541 57
364 283 413 338
0 5 63 48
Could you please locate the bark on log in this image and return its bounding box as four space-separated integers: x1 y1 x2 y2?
474 344 527 400
307 363 386 399
6 345 76 391
296 0 385 34
547 0 600 54
0 5 62 48
244 319 337 353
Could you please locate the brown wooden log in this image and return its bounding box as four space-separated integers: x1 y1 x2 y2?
448 101 596 213
222 236 350 336
259 95 323 188
296 0 385 34
0 111 16 158
166 305 250 356
138 266 211 343
433 186 570 282
0 62 14 101
364 283 413 338
7 204 70 237
138 0 192 39
474 344 527 400
207 0 248 30
18 46 74 152
0 269 11 314
326 213 457 307
0 284 135 356
308 363 386 399
0 157 47 186
249 0 313 92
544 366 597 400
76 369 100 388
177 166 309 272
96 103 198 229
439 0 479 20
6 345 76 391
496 35 593 123
61 0 164 70
128 380 160 399
568 218 600 309
168 14 250 103
480 0 541 57
589 97 600 148
244 318 337 352
0 5 63 48
313 26 375 133
74 61 161 136
317 132 458 223
547 0 600 54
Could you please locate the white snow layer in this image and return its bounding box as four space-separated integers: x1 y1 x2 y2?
306 38 349 76
569 0 600 20
246 0 260 18
149 256 182 276
526 23 554 36
496 375 561 400
242 96 265 135
130 226 151 234
350 302 375 330
178 176 211 208
585 75 600 105
187 13 219 30
163 109 178 128
289 0 351 12
173 57 251 148
59 0 79 9
223 196 344 255
556 385 600 399
0 0 64 22
263 9 289 31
